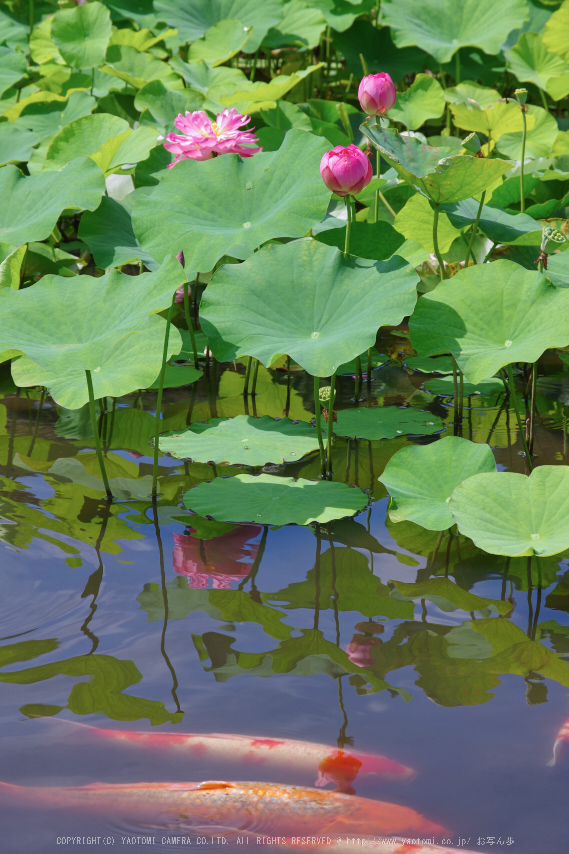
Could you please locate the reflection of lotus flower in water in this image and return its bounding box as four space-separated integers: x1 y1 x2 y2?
173 526 261 588
346 633 383 667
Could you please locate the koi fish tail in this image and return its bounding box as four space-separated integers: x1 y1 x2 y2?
547 738 562 767
0 782 25 799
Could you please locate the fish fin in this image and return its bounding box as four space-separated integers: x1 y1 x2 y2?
547 738 561 767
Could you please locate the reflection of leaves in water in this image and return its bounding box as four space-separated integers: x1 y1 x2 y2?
546 569 569 613
266 547 413 620
0 639 182 725
538 620 569 656
138 578 293 641
192 628 405 697
367 617 569 706
389 577 512 616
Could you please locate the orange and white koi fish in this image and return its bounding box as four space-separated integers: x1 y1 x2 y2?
547 714 569 766
59 721 414 794
0 780 444 837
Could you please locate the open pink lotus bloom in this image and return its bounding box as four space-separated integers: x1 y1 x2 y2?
172 525 262 588
164 108 262 167
346 633 383 667
358 73 396 117
320 144 372 196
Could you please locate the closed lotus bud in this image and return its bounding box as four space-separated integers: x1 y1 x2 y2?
541 226 567 255
320 145 372 197
357 73 397 117
176 250 185 267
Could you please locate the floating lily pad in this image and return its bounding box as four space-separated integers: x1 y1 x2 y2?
0 158 105 246
390 578 512 616
200 240 418 377
0 256 184 374
424 376 504 396
379 436 496 531
382 0 528 64
334 407 443 440
160 415 319 466
11 316 183 409
133 130 330 273
182 474 368 525
361 125 511 204
409 260 569 384
450 466 569 556
406 355 454 374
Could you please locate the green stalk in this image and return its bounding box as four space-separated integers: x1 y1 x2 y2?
455 50 460 84
367 347 372 381
432 202 446 279
151 293 176 498
251 358 260 396
458 369 464 431
355 355 362 403
90 67 95 96
314 376 326 476
344 195 352 255
86 370 113 500
243 356 252 395
374 125 380 223
465 191 485 265
28 0 34 40
539 89 549 114
452 355 459 433
326 373 336 478
249 48 259 82
377 190 396 219
520 108 527 213
504 364 533 471
528 361 537 454
183 279 199 366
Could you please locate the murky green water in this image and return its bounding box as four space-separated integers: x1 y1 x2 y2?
1 331 568 853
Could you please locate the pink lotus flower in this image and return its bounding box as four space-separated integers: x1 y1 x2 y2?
346 633 383 667
175 285 188 304
164 109 262 167
172 525 262 588
320 145 372 196
358 73 396 117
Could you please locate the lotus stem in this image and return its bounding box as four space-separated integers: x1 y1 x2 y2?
183 279 199 366
503 364 533 471
27 388 45 457
314 376 326 476
151 292 176 499
326 372 336 478
86 370 113 501
344 195 352 256
375 141 380 223
528 361 537 454
458 369 464 433
367 347 372 381
520 108 527 213
377 190 396 219
355 354 362 403
251 358 260 395
466 191 485 265
432 202 446 279
28 0 34 40
249 48 259 82
539 89 549 114
243 356 252 395
90 67 95 96
452 355 459 433
455 50 460 84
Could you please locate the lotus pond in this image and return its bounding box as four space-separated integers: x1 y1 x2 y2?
2 0 569 851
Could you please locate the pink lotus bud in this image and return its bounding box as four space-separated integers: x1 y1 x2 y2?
320 144 372 197
358 73 396 117
175 284 188 303
176 250 185 267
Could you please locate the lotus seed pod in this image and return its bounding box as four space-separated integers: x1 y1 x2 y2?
319 386 336 405
541 226 567 255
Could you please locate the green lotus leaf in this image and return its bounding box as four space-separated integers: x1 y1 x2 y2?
0 256 185 374
382 0 528 64
261 100 313 132
333 20 429 83
133 130 331 273
443 81 500 111
160 415 319 466
505 32 568 91
304 0 374 33
188 19 251 67
153 0 283 53
108 25 177 52
29 18 65 66
315 221 405 261
147 364 202 390
169 57 248 95
79 195 159 271
450 466 569 556
334 407 443 440
395 193 460 253
543 0 569 63
210 65 322 114
0 48 27 97
546 249 569 288
14 91 96 142
0 245 25 289
335 346 386 375
361 125 511 204
388 74 445 131
11 316 183 409
0 124 39 165
442 198 542 246
200 240 418 377
182 473 368 525
101 44 181 90
496 105 559 160
424 375 504 396
134 81 204 130
379 436 496 531
405 355 454 374
0 157 105 246
450 100 532 145
51 1 112 69
409 260 569 384
262 0 326 49
390 578 512 616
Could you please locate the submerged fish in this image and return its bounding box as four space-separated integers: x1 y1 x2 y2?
547 714 569 765
60 721 414 793
0 780 444 837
